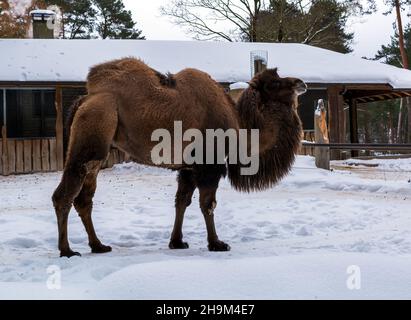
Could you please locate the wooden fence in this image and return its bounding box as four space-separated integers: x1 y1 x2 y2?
1 130 315 176
0 137 128 175
299 131 315 156
1 137 60 175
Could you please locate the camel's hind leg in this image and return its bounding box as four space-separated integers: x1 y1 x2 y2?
52 93 118 257
169 170 196 249
196 165 231 252
52 165 88 257
73 162 111 254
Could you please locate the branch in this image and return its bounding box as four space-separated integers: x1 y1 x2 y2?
302 20 334 44
160 0 257 41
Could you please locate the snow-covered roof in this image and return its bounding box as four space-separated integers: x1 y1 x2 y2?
229 82 249 90
1 39 411 89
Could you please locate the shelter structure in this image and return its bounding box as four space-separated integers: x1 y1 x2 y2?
1 39 411 175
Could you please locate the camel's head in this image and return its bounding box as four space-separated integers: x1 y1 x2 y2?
249 68 307 106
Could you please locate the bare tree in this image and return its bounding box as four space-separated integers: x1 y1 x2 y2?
161 0 375 44
160 0 264 42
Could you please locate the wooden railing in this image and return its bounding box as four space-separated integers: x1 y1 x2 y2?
1 131 317 175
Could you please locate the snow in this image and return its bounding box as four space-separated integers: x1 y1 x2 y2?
229 82 249 90
0 156 411 299
1 39 411 89
335 157 411 172
29 10 56 16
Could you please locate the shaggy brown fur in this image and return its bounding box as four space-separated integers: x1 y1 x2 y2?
52 58 305 258
228 69 303 192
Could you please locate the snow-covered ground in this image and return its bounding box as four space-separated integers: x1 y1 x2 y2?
0 156 410 299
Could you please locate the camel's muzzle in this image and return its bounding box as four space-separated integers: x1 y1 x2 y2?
294 80 308 96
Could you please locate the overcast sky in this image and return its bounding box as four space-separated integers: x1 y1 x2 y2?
123 0 399 59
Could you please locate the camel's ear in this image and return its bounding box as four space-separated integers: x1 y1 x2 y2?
249 78 260 90
250 68 280 92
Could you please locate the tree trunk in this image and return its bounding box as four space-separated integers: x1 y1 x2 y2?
388 109 394 143
363 107 371 156
395 0 409 69
397 98 403 143
395 0 410 143
407 97 411 143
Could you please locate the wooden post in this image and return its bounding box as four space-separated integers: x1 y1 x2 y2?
327 85 345 160
314 99 330 170
348 96 359 158
55 86 64 171
1 125 8 176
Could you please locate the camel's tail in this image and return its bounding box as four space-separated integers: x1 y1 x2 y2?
66 95 87 139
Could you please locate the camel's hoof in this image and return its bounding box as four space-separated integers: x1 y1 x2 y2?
91 244 112 254
169 240 189 249
208 240 231 252
60 250 81 258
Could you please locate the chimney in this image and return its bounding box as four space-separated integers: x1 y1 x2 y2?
30 9 56 39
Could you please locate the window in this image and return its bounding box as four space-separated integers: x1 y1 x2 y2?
6 89 56 138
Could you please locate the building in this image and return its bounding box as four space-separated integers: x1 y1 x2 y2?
1 39 411 175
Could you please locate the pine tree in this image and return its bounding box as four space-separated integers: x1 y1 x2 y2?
94 0 144 39
43 0 144 39
255 0 354 53
50 0 97 39
375 25 411 68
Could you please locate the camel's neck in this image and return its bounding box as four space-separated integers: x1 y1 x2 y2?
227 89 302 192
233 90 300 155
